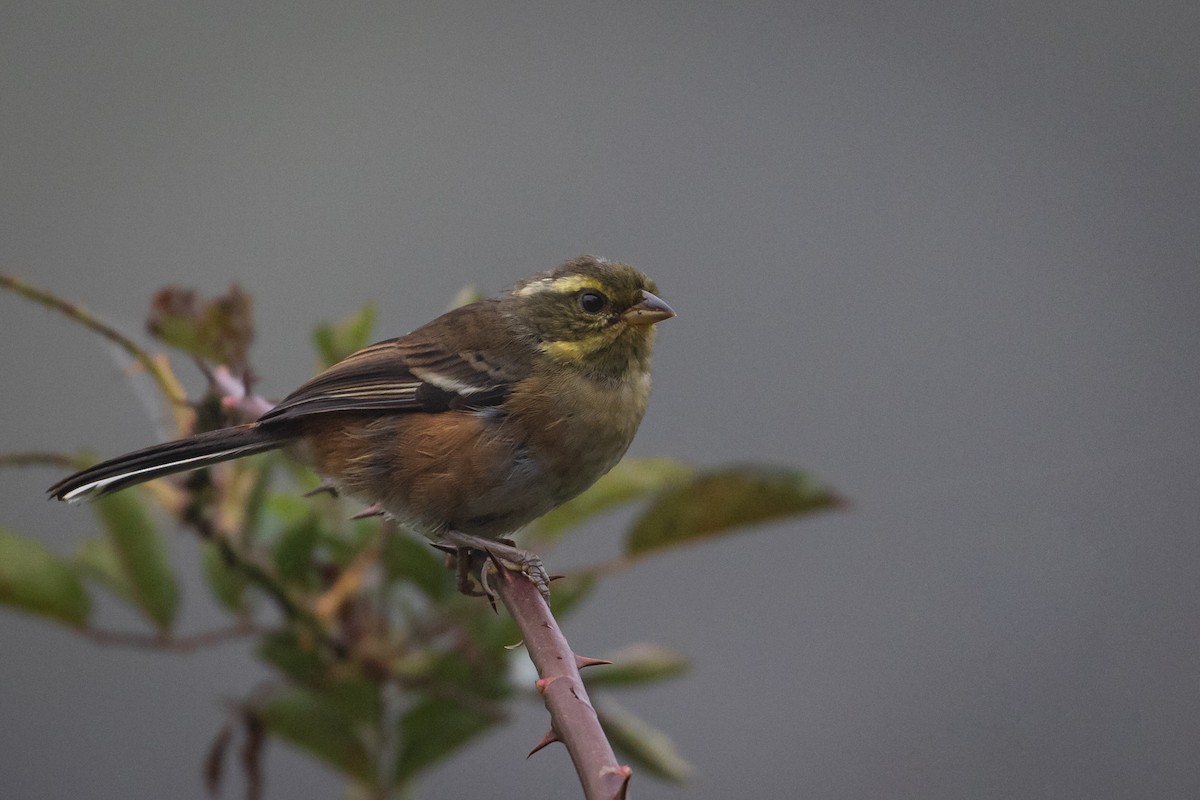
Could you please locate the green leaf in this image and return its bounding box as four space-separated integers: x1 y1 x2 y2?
201 540 248 612
582 643 689 688
258 632 380 724
445 284 488 311
313 303 377 368
0 528 90 626
316 678 380 728
381 529 452 600
260 687 376 785
625 465 843 558
75 536 137 607
532 458 695 543
93 490 179 630
259 631 326 686
597 697 692 783
263 493 313 527
273 513 322 584
237 454 279 542
394 696 495 785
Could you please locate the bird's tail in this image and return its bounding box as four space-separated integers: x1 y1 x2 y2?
47 423 293 502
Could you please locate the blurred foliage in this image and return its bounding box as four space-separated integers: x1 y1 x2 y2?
0 527 91 627
0 280 842 799
597 697 693 783
312 302 377 369
147 284 255 371
92 489 180 631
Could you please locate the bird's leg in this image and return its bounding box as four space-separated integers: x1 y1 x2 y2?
431 543 489 597
303 479 339 498
454 547 473 595
438 530 550 602
454 547 489 597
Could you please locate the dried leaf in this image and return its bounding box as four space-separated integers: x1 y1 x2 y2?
203 720 234 797
147 283 254 369
240 710 265 800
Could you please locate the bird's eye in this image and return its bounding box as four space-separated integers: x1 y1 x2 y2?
577 291 608 314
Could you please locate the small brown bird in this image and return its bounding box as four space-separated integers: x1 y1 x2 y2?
48 255 675 596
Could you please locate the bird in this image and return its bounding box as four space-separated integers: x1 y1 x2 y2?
47 255 675 598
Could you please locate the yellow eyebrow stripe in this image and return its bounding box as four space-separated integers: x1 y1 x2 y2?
516 275 605 297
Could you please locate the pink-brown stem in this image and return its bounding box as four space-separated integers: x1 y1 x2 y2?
493 566 631 800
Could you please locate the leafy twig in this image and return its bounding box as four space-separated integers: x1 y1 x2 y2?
79 621 262 651
209 536 347 659
0 273 191 429
0 452 82 470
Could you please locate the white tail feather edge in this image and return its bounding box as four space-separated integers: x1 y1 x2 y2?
60 444 272 503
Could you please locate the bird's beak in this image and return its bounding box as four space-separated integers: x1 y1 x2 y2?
622 290 676 326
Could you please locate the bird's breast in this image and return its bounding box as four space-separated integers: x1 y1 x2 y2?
504 367 652 503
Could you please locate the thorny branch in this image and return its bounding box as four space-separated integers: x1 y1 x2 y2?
493 565 632 800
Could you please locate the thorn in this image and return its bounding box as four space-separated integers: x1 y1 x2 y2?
535 676 560 695
603 765 634 800
526 728 561 758
429 542 456 555
617 765 633 799
303 480 338 498
350 502 385 520
575 655 613 670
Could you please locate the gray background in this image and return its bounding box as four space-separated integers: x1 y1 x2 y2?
2 2 1198 798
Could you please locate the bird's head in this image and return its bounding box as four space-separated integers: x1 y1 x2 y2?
503 256 675 379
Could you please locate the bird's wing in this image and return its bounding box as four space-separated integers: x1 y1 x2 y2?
257 303 528 424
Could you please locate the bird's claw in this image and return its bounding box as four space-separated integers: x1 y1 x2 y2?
350 502 386 520
438 531 551 604
518 554 551 602
482 546 549 602
303 479 339 498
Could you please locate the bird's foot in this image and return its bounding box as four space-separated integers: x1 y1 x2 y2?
430 544 491 599
438 531 551 603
